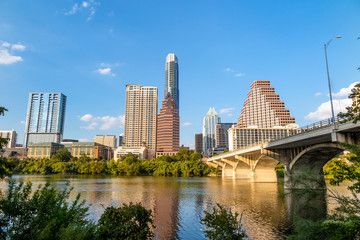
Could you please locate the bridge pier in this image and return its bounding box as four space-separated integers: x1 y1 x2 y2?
284 168 326 189
250 169 278 183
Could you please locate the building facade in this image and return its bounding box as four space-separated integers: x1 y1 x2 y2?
194 133 203 154
124 85 158 156
228 126 299 151
156 93 179 157
165 53 179 110
27 142 64 158
0 130 17 148
237 80 295 128
119 134 124 146
202 108 221 155
94 135 117 149
114 146 148 161
215 123 233 149
24 93 67 147
63 142 108 159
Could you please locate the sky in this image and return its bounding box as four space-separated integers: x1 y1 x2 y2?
0 0 359 148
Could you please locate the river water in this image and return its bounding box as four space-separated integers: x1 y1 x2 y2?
0 175 353 239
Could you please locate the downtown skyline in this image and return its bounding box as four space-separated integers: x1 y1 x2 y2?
0 0 359 148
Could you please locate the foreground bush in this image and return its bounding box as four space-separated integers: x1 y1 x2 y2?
201 203 247 240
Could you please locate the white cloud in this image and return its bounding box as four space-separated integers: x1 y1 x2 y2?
315 92 322 96
82 1 89 7
182 142 195 149
224 67 234 72
96 67 115 76
2 42 10 47
219 107 235 114
80 114 125 130
305 98 352 120
234 73 245 77
182 122 192 127
0 49 23 65
11 44 26 51
65 0 99 20
332 82 358 98
65 3 79 15
20 121 25 124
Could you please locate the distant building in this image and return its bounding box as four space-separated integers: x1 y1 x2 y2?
124 85 157 157
2 147 27 159
165 53 179 110
63 142 109 159
94 135 117 149
119 134 124 146
194 133 203 153
24 93 67 147
228 126 299 151
0 130 17 148
27 142 64 158
114 146 148 161
202 108 221 155
215 123 233 149
237 80 295 128
62 139 79 143
156 93 179 158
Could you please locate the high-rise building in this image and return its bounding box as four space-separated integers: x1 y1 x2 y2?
165 53 179 110
194 133 203 153
124 85 158 156
215 123 233 149
156 93 179 157
24 93 67 147
237 80 295 128
94 135 117 149
119 133 124 146
0 130 17 148
202 108 221 155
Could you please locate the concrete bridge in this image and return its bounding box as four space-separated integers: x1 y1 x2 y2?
207 119 360 189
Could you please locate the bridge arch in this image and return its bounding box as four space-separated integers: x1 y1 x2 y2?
286 143 346 189
234 160 251 178
251 156 279 182
222 162 233 177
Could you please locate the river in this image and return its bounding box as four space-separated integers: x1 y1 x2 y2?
0 175 354 239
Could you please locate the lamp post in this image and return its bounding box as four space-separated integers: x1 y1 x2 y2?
324 36 341 123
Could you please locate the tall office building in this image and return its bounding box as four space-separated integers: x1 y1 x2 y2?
215 123 233 149
194 133 203 154
156 93 179 157
202 108 221 155
165 53 179 110
237 80 295 128
124 85 158 154
24 93 66 147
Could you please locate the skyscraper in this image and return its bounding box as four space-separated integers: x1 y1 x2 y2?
165 53 179 110
24 93 66 147
237 80 295 128
194 133 203 153
124 85 158 155
215 123 233 149
202 108 221 155
156 93 179 157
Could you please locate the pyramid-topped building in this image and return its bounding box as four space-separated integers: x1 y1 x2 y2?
237 80 295 128
156 93 179 157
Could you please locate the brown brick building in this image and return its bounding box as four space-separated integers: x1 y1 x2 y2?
237 80 295 128
156 93 179 157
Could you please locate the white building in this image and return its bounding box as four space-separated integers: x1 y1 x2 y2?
0 130 17 148
114 146 148 161
202 108 221 156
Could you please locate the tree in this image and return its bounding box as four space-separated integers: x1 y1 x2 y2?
338 83 360 123
98 202 154 240
0 181 96 239
51 148 72 162
0 106 8 116
201 203 247 240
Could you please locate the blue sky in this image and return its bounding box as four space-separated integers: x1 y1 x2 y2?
0 0 359 148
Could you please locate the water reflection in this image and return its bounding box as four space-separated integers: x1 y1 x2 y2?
0 175 352 240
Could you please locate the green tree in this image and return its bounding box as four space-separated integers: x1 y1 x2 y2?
0 106 8 116
98 202 155 240
201 203 247 240
0 181 96 240
51 148 72 162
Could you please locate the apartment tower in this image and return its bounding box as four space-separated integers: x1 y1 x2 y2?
165 53 179 110
202 108 221 155
24 93 67 147
156 93 179 157
124 85 158 156
237 80 295 128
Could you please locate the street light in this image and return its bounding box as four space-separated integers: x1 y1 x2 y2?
324 36 341 124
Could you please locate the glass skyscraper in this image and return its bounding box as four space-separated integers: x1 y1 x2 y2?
24 93 67 147
165 53 179 110
202 108 221 155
